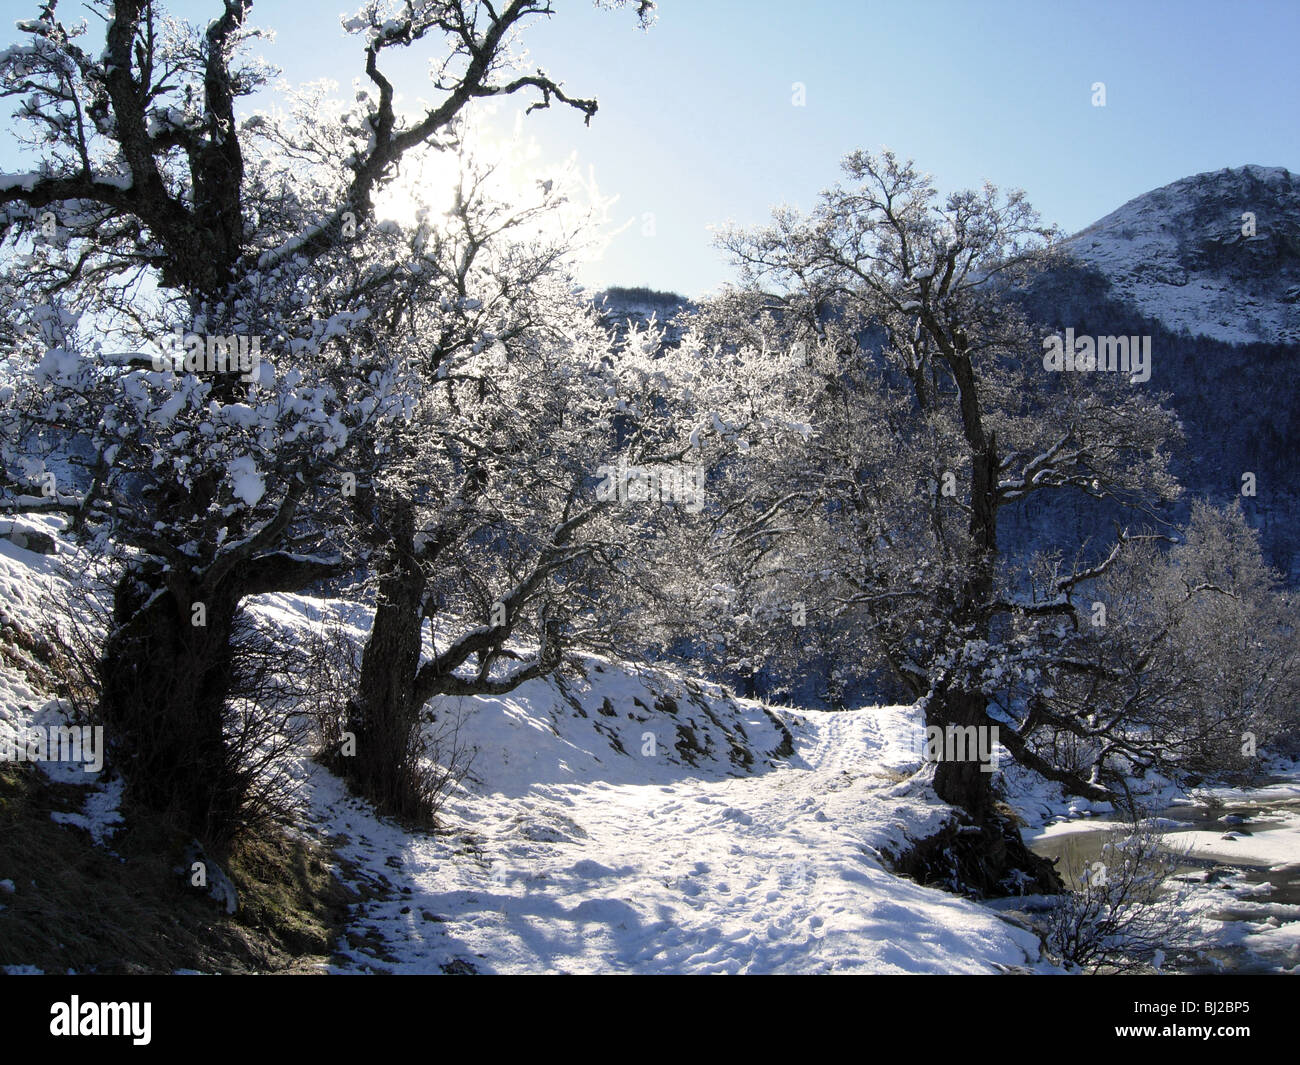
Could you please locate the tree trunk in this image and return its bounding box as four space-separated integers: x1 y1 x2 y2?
100 565 243 842
338 494 431 822
919 682 1062 897
908 394 1063 894
929 687 997 820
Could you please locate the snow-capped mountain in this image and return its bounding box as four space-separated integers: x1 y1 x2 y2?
1063 165 1300 345
1006 166 1300 583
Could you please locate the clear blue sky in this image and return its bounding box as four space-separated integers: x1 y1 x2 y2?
5 1 1298 297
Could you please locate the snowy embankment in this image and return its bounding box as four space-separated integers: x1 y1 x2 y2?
1 528 1051 974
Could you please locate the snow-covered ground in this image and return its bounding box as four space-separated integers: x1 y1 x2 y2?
5 525 1297 973
308 693 1047 974
0 528 1054 974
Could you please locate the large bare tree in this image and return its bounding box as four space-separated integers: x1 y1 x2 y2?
705 150 1186 892
0 0 652 839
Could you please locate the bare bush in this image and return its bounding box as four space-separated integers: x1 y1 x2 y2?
215 613 317 843
1040 823 1196 973
405 702 478 828
296 617 365 759
300 615 476 828
33 554 115 723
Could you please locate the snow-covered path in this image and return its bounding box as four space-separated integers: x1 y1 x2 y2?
6 530 1295 974
316 694 1048 974
0 543 1046 975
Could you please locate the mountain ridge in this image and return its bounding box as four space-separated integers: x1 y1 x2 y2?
1062 164 1300 345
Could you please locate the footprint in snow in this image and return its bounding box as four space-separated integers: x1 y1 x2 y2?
569 859 620 879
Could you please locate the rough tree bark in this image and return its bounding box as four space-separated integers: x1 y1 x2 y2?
101 566 240 840
336 494 430 821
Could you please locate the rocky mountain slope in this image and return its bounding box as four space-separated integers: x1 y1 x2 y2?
1063 164 1300 346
